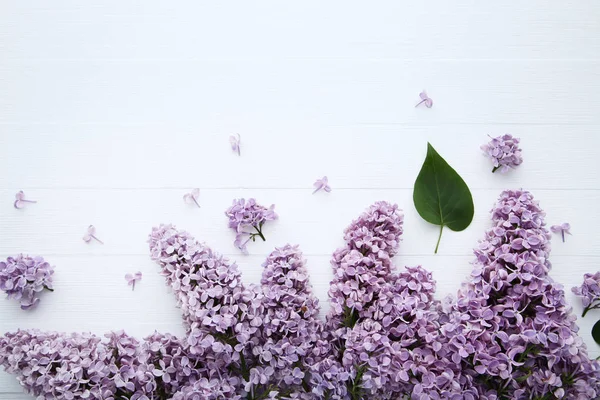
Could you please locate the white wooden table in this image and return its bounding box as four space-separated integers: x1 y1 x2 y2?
1 1 599 397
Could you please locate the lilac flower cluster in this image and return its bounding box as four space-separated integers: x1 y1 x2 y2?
0 329 204 399
2 194 599 399
442 190 600 398
481 134 523 173
225 198 278 253
0 255 54 310
572 272 600 317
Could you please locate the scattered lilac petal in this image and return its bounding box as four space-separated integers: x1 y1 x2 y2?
83 225 103 244
125 271 142 291
183 188 201 208
312 176 332 194
415 90 433 108
550 223 571 242
229 133 241 156
13 191 37 209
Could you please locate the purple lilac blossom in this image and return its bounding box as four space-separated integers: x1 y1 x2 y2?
415 91 433 108
440 190 600 398
572 272 600 318
13 190 37 209
481 134 523 173
551 223 572 243
2 196 600 399
225 198 278 253
0 255 54 310
230 134 241 156
313 176 331 194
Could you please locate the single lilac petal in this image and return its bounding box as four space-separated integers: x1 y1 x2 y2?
415 91 433 108
183 188 201 208
83 225 103 244
313 176 331 194
13 191 36 209
551 223 571 242
125 271 142 290
229 133 241 156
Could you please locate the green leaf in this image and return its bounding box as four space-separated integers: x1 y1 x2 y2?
592 320 600 345
413 143 474 253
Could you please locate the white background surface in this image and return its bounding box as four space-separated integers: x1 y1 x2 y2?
1 1 600 397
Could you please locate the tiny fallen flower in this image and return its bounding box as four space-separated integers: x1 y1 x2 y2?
481 134 523 173
82 225 103 244
551 223 571 243
313 176 331 194
573 272 600 317
125 271 142 290
13 191 37 209
183 188 201 208
230 133 241 156
415 90 433 108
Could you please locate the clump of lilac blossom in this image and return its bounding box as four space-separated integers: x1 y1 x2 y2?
0 255 54 310
481 134 523 173
572 272 600 318
314 201 470 399
225 198 278 253
0 329 209 399
2 197 600 399
441 189 600 398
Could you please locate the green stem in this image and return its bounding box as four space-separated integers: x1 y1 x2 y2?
239 351 249 381
492 166 500 173
582 306 592 318
434 225 443 254
254 226 266 241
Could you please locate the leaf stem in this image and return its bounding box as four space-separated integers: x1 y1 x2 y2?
492 166 500 173
434 225 443 254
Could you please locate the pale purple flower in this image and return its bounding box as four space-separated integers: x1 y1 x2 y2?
230 133 241 156
13 191 36 209
312 176 331 194
573 272 600 317
551 222 571 243
415 90 433 108
225 198 277 253
83 225 103 244
183 188 201 208
125 271 142 290
0 255 54 310
481 134 523 173
2 197 600 399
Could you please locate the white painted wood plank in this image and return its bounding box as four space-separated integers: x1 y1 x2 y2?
0 394 31 400
1 60 598 125
0 127 598 190
0 189 596 257
1 254 598 391
1 2 599 60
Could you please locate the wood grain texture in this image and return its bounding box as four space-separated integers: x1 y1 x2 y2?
1 0 600 396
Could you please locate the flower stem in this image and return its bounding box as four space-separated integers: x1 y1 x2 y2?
492 166 500 173
434 225 443 254
254 226 266 241
583 306 592 318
